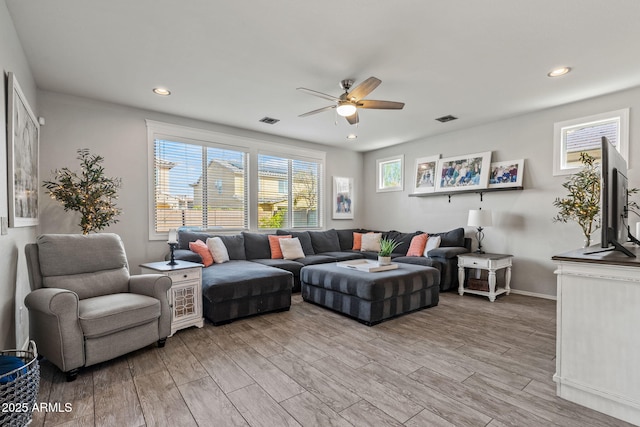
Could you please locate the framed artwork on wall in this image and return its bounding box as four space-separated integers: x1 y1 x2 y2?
412 155 440 194
435 151 491 192
489 159 524 188
332 176 354 219
376 154 404 192
7 72 39 227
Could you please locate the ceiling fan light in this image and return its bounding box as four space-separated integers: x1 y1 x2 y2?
336 103 357 117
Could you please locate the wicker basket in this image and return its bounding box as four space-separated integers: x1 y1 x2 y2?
0 341 40 427
467 277 490 291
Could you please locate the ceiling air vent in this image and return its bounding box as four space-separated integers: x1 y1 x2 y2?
259 117 280 125
435 115 458 123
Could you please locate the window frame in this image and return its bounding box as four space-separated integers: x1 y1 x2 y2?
553 108 629 176
147 120 325 240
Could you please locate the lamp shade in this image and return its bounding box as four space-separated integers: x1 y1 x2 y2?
336 102 357 117
468 209 492 227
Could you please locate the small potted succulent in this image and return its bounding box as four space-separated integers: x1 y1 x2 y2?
378 237 400 266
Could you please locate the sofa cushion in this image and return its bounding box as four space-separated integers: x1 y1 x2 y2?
308 229 341 253
173 249 203 264
294 254 337 266
79 293 160 338
201 261 293 303
383 231 421 255
320 251 365 262
177 230 213 250
429 227 465 247
335 229 362 251
218 234 246 260
277 230 315 255
251 259 303 278
43 268 130 300
242 232 272 260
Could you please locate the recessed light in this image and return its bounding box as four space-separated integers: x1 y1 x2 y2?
346 134 357 140
153 87 171 96
547 67 571 77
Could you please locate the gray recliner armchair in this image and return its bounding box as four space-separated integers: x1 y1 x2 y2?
24 233 172 381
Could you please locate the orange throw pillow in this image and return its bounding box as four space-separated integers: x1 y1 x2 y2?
189 239 214 266
268 235 291 259
406 234 428 257
352 232 364 250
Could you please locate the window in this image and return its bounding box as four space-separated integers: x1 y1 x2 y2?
553 108 629 176
148 120 325 239
258 154 322 229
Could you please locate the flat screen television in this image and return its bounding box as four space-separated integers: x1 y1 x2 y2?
600 136 637 257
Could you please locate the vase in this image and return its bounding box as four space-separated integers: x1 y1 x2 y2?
378 256 391 266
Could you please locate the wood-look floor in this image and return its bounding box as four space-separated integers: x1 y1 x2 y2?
31 293 633 427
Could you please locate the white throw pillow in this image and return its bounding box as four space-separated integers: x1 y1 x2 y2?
423 235 442 256
206 237 230 264
280 237 305 260
361 233 382 252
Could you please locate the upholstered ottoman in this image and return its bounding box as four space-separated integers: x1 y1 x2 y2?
300 262 440 325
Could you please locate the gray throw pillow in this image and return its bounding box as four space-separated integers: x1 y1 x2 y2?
217 234 246 260
242 232 271 259
307 229 341 253
430 227 465 247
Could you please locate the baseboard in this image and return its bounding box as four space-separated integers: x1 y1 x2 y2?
509 289 557 301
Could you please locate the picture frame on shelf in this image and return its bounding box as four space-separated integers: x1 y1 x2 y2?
332 176 354 219
489 159 524 188
7 72 39 227
412 155 440 194
435 151 492 193
376 154 404 192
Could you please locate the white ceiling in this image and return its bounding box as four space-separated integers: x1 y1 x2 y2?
6 0 640 152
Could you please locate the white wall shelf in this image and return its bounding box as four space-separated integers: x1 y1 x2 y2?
409 186 523 203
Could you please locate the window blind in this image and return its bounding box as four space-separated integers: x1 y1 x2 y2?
154 139 247 233
257 154 322 229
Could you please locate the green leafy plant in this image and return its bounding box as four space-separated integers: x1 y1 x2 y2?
378 237 401 257
259 209 286 229
43 148 122 234
553 152 600 246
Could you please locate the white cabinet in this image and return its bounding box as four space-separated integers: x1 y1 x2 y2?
553 247 640 426
140 260 204 336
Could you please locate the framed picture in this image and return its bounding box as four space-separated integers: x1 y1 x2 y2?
332 176 354 219
412 155 440 194
7 72 39 227
435 151 492 192
376 155 404 192
489 159 524 188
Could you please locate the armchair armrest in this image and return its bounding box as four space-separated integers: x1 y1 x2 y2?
24 288 84 372
129 274 172 339
427 246 469 259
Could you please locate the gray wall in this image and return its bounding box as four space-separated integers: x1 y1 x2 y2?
362 86 640 298
0 0 38 349
36 91 364 273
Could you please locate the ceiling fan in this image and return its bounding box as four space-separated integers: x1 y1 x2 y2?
297 77 405 125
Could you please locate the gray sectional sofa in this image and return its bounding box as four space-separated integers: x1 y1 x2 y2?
172 227 470 324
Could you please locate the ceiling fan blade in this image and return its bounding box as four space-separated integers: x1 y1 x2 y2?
299 105 336 117
347 77 381 101
296 87 340 102
357 100 405 110
345 111 359 125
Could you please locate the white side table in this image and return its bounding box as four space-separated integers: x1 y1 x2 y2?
140 260 204 336
457 253 512 302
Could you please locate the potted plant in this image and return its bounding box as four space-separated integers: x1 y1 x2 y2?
378 237 400 265
43 148 122 235
552 152 600 247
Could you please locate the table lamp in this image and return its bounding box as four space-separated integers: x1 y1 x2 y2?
468 209 492 254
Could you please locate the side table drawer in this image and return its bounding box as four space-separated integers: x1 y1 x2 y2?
167 268 201 283
460 257 490 268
